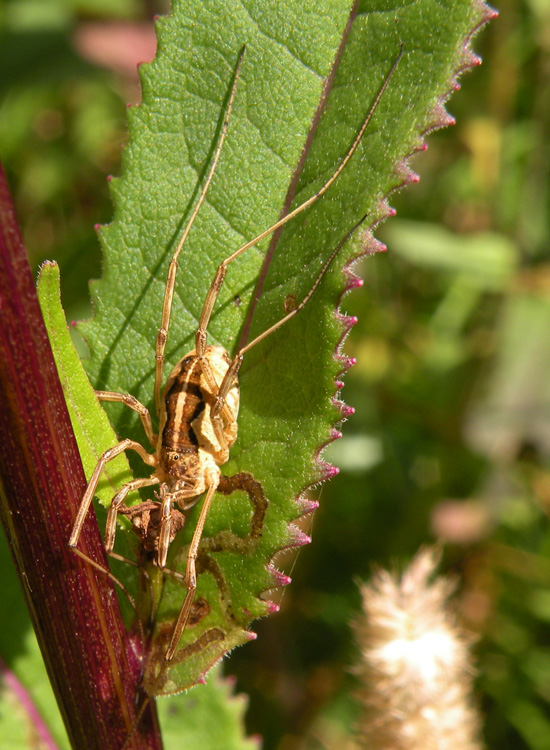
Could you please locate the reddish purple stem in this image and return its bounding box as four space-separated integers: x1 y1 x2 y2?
0 164 162 750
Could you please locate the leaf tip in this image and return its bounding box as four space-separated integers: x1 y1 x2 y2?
364 236 387 256
318 461 339 481
347 276 363 292
288 524 311 549
394 162 421 189
269 568 292 587
335 313 358 342
42 259 57 268
336 402 355 419
296 497 319 515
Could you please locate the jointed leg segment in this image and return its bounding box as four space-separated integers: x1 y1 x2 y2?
153 47 246 416
69 438 156 550
155 46 403 430
105 476 161 554
96 390 156 447
164 472 220 661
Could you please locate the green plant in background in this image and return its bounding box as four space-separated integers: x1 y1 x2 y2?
6 0 549 749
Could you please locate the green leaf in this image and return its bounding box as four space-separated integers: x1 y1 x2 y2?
47 0 492 695
37 262 133 510
37 262 139 620
157 665 257 750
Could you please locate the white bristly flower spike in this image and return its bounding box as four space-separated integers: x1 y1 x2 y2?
354 548 484 750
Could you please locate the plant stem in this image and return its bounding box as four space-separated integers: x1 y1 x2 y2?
0 164 162 750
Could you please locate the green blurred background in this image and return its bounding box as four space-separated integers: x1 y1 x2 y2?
1 0 550 748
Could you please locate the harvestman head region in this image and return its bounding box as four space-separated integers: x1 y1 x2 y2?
68 42 403 744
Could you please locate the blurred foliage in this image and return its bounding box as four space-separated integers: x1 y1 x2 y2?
1 0 549 749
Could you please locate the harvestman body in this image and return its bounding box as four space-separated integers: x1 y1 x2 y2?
69 45 403 686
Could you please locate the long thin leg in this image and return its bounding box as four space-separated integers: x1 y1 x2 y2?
212 211 369 417
154 46 246 416
157 490 175 569
194 46 404 360
161 472 265 665
70 468 159 644
203 210 368 422
96 390 156 447
164 471 220 661
104 476 160 554
124 472 259 748
70 475 161 612
69 438 157 550
127 471 220 743
70 546 137 610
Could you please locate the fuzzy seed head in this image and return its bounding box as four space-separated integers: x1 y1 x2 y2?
354 548 483 750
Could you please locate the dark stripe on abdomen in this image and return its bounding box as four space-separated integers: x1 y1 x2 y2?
162 357 205 449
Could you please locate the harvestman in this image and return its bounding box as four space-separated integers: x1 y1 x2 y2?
69 44 403 682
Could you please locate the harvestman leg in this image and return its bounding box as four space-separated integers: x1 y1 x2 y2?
104 476 161 558
194 47 403 394
146 47 405 667
69 542 137 608
157 224 365 644
96 390 157 447
69 392 158 592
93 393 159 557
156 472 266 661
212 210 371 416
154 46 404 425
69 441 157 607
163 470 220 661
153 48 246 416
69 439 156 551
